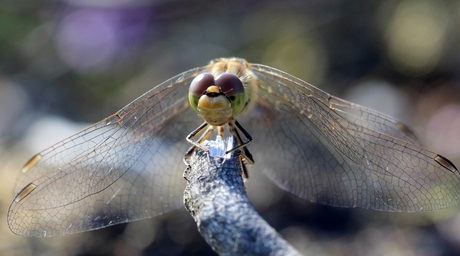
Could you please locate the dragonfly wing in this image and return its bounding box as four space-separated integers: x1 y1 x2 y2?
246 64 460 212
8 67 206 237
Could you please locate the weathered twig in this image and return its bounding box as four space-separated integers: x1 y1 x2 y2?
183 137 303 256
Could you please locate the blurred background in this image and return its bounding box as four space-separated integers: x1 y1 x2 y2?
1 0 460 255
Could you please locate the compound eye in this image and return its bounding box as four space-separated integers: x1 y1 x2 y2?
189 72 215 96
215 73 244 97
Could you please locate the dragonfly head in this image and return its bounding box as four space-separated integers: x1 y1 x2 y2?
189 72 248 125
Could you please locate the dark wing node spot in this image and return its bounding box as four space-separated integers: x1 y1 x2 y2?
434 154 458 173
14 183 37 203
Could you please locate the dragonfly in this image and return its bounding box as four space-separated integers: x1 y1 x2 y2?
8 58 460 237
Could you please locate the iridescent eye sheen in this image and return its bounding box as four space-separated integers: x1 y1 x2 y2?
189 73 215 96
215 73 244 97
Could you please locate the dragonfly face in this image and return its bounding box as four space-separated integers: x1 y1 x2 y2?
8 57 460 238
188 72 247 126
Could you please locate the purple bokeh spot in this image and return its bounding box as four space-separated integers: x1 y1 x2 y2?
55 5 152 72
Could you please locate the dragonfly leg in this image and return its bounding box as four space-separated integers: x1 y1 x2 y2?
226 118 254 178
227 119 254 162
184 119 253 179
184 122 215 164
239 154 250 179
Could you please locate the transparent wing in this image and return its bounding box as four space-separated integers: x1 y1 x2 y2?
8 66 207 237
9 59 460 238
244 64 460 212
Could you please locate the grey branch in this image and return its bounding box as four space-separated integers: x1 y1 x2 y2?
183 137 303 256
